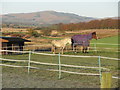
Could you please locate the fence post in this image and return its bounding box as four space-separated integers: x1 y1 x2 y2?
28 51 31 74
101 72 112 89
98 56 102 83
58 53 61 79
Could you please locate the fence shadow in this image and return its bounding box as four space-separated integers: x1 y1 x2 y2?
34 48 51 52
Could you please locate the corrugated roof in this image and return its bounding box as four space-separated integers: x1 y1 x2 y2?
0 37 31 42
0 38 9 42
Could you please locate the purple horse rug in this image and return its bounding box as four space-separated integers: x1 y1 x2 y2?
71 33 93 47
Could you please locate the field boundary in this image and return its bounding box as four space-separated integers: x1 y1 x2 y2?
0 58 109 70
32 51 120 61
1 50 120 60
2 42 119 53
91 43 120 46
0 63 119 79
0 50 120 80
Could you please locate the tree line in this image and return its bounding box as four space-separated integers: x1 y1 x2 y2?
2 18 119 31
46 18 118 31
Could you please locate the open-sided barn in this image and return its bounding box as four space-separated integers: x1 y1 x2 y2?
0 37 31 54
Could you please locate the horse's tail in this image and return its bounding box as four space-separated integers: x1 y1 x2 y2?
51 40 56 53
71 38 74 50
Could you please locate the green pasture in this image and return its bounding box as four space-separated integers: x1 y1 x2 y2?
92 36 118 44
91 35 118 48
2 51 119 88
1 35 119 88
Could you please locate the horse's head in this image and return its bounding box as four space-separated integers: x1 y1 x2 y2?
92 32 98 40
64 38 72 44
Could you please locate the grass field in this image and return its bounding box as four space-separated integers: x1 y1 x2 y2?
2 50 119 88
91 35 118 48
1 35 119 88
92 36 118 44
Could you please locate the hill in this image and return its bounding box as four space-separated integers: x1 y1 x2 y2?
1 11 95 26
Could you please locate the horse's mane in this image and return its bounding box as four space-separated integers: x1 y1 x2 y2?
92 32 96 35
52 37 70 42
63 37 71 40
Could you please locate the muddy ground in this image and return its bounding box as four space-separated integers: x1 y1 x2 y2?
2 68 99 88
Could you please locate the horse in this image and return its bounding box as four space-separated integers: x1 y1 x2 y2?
71 32 98 53
51 38 71 54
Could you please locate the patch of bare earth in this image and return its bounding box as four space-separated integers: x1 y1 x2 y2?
1 28 27 32
3 72 98 88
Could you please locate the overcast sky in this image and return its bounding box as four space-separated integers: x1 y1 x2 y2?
0 0 119 18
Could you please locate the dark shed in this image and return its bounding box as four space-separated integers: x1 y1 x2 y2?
0 37 31 54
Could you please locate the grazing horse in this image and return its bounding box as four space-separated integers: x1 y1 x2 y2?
51 38 71 54
71 32 98 53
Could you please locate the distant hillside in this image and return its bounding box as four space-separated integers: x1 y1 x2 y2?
48 18 118 31
1 11 96 26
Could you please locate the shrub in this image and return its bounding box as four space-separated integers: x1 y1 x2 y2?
27 28 40 37
42 30 52 36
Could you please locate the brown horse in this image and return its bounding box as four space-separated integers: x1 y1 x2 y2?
71 32 98 53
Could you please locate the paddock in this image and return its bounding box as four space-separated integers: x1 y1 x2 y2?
0 48 119 88
0 35 119 88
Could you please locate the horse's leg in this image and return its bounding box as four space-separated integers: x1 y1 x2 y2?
75 45 77 53
87 47 90 52
85 47 88 53
71 39 74 51
82 46 85 53
65 46 67 52
53 46 55 54
59 47 62 54
73 46 75 52
62 46 65 54
82 47 84 53
72 43 77 53
53 46 56 54
62 47 63 54
71 43 74 51
51 46 54 53
80 46 83 52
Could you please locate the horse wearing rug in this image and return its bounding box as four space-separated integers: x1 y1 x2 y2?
71 32 98 53
51 38 71 54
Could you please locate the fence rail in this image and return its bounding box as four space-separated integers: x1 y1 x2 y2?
0 50 120 80
91 43 120 46
1 42 119 51
32 51 120 61
0 58 109 70
1 50 120 60
0 63 119 79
